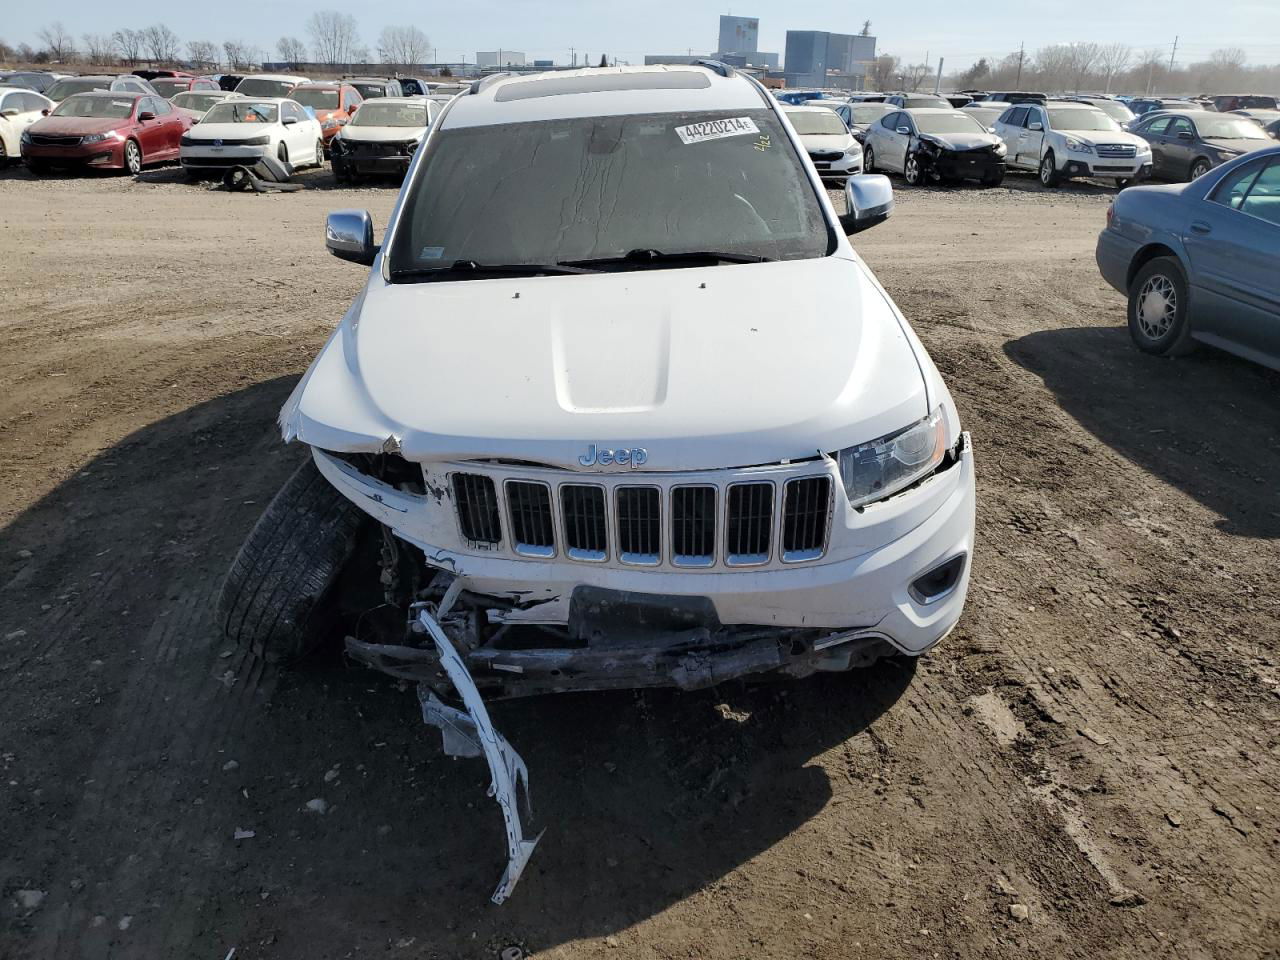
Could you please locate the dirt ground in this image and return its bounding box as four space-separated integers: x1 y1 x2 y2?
0 162 1277 960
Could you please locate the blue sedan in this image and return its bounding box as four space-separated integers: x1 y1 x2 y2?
1096 145 1280 370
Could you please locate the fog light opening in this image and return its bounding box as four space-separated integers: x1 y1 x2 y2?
910 554 967 606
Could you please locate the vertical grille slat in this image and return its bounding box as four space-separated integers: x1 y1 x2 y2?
671 486 716 567
782 476 831 561
617 487 661 565
561 485 608 561
725 482 774 565
452 473 502 545
506 481 555 557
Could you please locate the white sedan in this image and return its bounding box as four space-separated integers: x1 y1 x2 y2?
180 97 323 175
0 85 53 162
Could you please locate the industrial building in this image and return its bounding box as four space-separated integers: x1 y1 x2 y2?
476 50 527 68
783 30 877 89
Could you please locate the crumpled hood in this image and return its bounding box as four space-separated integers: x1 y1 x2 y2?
340 124 426 144
281 257 930 471
31 116 126 137
919 131 1000 151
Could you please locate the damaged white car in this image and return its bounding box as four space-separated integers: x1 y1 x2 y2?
219 63 976 902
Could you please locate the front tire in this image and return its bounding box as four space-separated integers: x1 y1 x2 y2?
863 144 876 174
1127 256 1196 357
216 457 366 664
981 169 1005 187
1189 157 1212 181
1039 150 1061 187
123 139 142 175
314 138 325 167
904 153 924 186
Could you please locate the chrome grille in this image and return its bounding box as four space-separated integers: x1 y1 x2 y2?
561 485 608 561
725 483 774 565
505 480 554 557
616 487 661 565
671 486 717 567
1095 143 1137 158
452 473 501 545
782 476 831 562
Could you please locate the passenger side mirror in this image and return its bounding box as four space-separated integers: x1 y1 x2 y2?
326 209 379 265
1177 131 1194 140
896 125 911 135
138 111 156 121
283 116 297 125
1028 121 1043 131
840 174 894 236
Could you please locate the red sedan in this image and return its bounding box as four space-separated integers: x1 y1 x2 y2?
22 91 189 174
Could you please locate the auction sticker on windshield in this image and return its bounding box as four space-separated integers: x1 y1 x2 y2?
674 117 760 145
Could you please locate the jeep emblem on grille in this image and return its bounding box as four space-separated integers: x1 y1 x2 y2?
578 444 648 469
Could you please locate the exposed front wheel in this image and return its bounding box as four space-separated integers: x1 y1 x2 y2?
123 139 142 175
1039 151 1061 187
904 154 924 186
1127 256 1196 357
314 138 325 167
216 457 366 664
863 144 876 174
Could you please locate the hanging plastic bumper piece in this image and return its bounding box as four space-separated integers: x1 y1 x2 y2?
413 605 542 905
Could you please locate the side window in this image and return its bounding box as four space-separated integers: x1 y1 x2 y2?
1025 108 1042 128
1210 158 1266 210
154 97 173 115
880 112 898 130
1238 160 1280 226
1144 117 1171 135
1005 106 1027 127
287 102 306 122
1168 117 1193 137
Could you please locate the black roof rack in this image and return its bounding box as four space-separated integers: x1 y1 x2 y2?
692 59 736 78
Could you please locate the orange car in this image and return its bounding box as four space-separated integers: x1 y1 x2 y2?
287 82 363 150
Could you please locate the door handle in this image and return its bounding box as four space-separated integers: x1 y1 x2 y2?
1189 221 1212 235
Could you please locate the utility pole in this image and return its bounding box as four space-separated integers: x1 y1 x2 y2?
934 56 944 95
1015 41 1024 87
1167 35 1178 77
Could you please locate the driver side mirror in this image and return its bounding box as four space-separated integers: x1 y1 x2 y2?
896 125 911 135
326 209 379 265
1028 121 1043 131
283 116 297 125
840 174 894 236
1177 131 1194 140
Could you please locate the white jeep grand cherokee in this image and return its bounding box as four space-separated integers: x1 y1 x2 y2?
221 63 976 699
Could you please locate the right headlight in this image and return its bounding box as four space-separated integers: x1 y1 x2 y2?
836 409 948 509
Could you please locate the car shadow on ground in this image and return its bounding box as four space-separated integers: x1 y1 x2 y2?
1005 325 1280 539
134 164 403 193
0 377 915 956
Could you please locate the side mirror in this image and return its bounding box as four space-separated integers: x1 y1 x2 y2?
840 174 894 236
283 116 297 125
0 108 17 118
138 111 156 121
896 125 911 135
1177 131 1194 140
1028 121 1043 131
326 209 379 265
41 108 50 116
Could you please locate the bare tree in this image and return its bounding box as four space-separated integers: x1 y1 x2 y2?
223 40 255 71
187 40 218 67
0 39 15 62
37 22 75 62
307 10 360 66
377 25 428 68
277 36 308 68
141 24 181 64
1134 47 1166 95
113 29 144 65
868 53 899 91
901 62 930 91
82 33 117 66
17 43 37 63
1097 43 1131 94
1065 41 1101 92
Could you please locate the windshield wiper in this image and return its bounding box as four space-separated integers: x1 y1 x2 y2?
391 260 600 282
562 248 774 269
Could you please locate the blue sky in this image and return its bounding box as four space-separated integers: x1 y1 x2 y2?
9 0 1280 68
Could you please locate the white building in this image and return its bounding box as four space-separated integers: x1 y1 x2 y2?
477 50 527 68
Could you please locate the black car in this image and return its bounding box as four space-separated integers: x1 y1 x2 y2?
1210 94 1279 113
1129 98 1194 117
981 91 1046 104
1130 110 1273 181
832 101 892 142
0 71 61 94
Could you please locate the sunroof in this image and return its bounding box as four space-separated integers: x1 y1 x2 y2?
494 71 712 102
